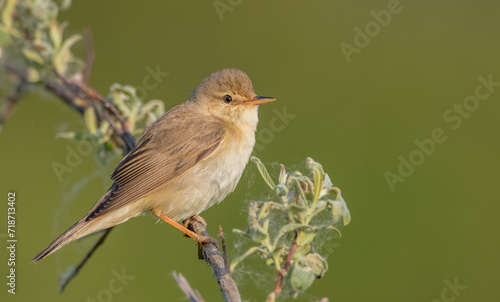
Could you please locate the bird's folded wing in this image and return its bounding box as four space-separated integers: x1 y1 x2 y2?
85 117 226 221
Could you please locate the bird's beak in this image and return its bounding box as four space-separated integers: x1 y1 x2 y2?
243 96 276 106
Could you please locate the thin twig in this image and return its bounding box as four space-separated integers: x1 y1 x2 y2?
4 63 135 152
82 28 94 84
2 62 135 290
187 221 241 302
219 225 229 273
62 77 135 151
172 271 205 302
4 63 87 114
59 228 113 292
0 83 24 133
267 230 299 302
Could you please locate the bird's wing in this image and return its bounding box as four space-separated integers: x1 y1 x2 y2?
85 115 226 221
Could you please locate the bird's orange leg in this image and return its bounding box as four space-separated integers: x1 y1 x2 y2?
154 212 219 249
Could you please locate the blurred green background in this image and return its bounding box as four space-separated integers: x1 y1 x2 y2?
1 0 500 301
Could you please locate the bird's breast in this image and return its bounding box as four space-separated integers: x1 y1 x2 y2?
151 123 256 221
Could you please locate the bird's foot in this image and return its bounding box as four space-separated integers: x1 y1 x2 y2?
193 234 219 248
190 214 208 227
183 214 208 229
154 212 219 251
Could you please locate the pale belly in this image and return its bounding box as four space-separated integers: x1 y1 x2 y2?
146 133 255 221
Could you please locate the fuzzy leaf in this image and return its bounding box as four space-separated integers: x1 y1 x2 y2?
229 246 261 272
272 223 312 249
256 202 271 220
232 228 251 239
54 33 81 74
250 156 276 190
330 195 351 226
49 22 63 49
303 253 328 278
59 0 72 10
278 164 287 184
23 49 44 64
278 223 311 235
274 184 288 196
312 162 324 205
290 264 315 293
83 107 97 134
26 67 40 82
1 0 16 30
325 225 342 237
296 230 316 246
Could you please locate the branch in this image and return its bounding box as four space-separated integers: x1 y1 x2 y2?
0 83 25 133
172 271 205 302
2 62 133 290
2 3 245 300
186 221 241 302
59 228 113 292
82 28 94 84
4 63 85 114
267 230 299 302
3 63 135 152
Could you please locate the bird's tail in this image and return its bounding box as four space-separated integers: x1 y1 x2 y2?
31 217 100 264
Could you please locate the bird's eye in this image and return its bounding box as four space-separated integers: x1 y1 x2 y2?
223 94 233 103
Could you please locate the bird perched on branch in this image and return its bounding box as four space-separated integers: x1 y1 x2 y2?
33 68 275 263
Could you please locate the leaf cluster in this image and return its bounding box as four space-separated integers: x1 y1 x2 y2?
231 157 351 299
1 0 164 159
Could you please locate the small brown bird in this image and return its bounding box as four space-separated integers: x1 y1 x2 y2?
33 68 275 263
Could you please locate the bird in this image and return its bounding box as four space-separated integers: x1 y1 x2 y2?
32 68 275 263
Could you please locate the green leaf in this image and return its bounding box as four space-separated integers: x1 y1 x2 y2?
250 219 269 243
325 225 342 237
312 162 324 205
278 164 287 184
296 230 316 246
271 244 286 261
111 83 138 99
302 253 328 278
290 264 315 293
232 228 251 239
140 100 165 119
250 156 276 190
294 243 311 256
83 107 97 134
229 246 261 272
22 49 44 64
1 0 17 30
291 177 308 208
278 223 311 234
257 201 273 220
272 223 311 249
26 67 40 82
59 0 73 10
49 22 63 49
274 183 288 197
330 193 351 226
54 33 81 74
289 203 307 215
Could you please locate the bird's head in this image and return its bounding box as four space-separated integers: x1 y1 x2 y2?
191 68 275 128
